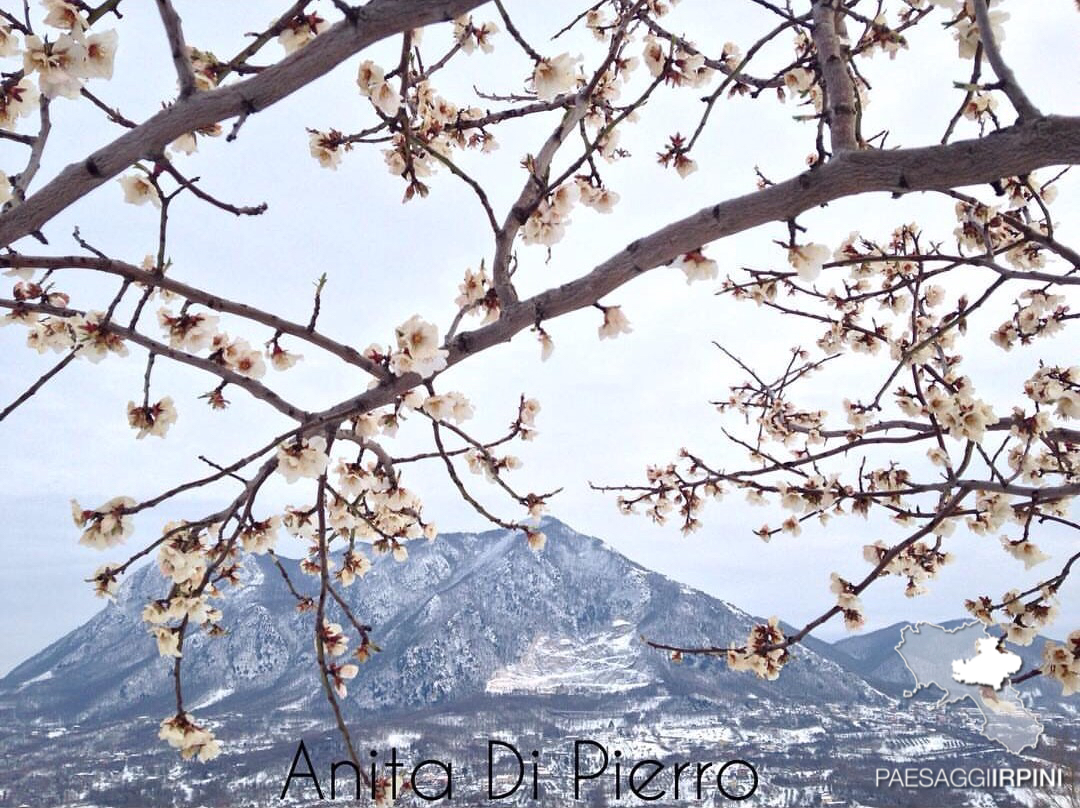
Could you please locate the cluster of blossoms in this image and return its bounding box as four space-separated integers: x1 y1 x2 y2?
967 488 1015 540
316 621 363 696
575 176 620 214
726 618 789 680
318 620 347 655
159 713 221 762
274 443 436 575
966 582 1062 647
1003 424 1077 486
521 176 621 249
615 461 722 533
239 515 281 556
454 265 499 324
922 382 998 443
420 390 474 423
277 12 328 55
951 198 1035 260
211 334 267 379
829 573 865 630
157 305 303 393
452 14 498 55
410 79 494 154
1023 365 1080 420
126 397 178 439
325 473 433 556
2 277 72 352
337 547 373 587
157 308 219 352
863 539 953 598
992 291 1068 351
384 315 448 378
466 448 523 481
522 183 579 247
1040 631 1080 696
642 36 715 88
276 436 331 484
356 59 401 118
310 40 509 184
67 310 128 362
72 496 135 549
143 522 225 655
11 2 117 100
927 0 1009 60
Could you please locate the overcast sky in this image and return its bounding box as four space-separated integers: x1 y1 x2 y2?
1 0 1078 676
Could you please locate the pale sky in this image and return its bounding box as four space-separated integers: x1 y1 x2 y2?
1 0 1078 675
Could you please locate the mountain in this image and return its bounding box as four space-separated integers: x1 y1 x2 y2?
3 519 1076 808
0 518 886 726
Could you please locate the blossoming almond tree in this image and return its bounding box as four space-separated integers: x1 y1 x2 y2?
1 0 1079 788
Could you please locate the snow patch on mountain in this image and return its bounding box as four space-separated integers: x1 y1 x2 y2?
485 620 652 695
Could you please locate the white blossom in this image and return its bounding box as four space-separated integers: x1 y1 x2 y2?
598 306 632 339
389 315 449 378
532 53 579 101
675 250 719 285
127 396 178 439
276 436 331 483
119 173 160 207
787 243 830 282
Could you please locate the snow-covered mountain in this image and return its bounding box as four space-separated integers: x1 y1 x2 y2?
4 519 1076 808
0 518 885 724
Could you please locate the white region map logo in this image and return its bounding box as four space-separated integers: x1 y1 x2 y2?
894 622 1043 754
951 637 1023 689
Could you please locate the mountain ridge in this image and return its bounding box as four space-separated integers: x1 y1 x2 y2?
0 518 893 724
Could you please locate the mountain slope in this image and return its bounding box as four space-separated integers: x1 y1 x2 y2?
0 518 886 724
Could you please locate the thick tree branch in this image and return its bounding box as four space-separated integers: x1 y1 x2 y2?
307 116 1080 430
0 0 487 248
812 0 859 151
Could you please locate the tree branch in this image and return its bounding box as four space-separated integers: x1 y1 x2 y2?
154 0 197 99
0 0 487 248
305 116 1080 431
0 254 389 379
971 0 1040 121
811 0 859 151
